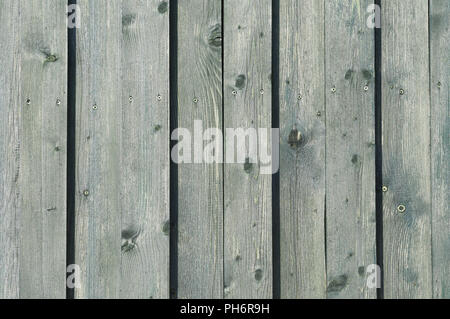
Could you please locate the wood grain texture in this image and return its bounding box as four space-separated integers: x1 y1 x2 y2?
279 0 326 299
75 1 122 298
177 0 223 298
430 0 449 299
0 0 21 299
224 0 272 298
382 0 432 298
0 0 67 299
120 0 170 299
325 0 376 299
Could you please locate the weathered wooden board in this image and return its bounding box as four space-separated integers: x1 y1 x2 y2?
177 0 223 298
0 0 67 298
75 1 122 298
325 0 376 299
279 0 326 299
382 0 432 298
120 0 170 299
430 0 449 299
224 0 273 298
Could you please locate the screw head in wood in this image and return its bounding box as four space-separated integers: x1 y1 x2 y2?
382 186 388 192
437 81 441 88
399 88 405 95
26 98 31 105
129 96 134 103
364 85 369 91
56 98 61 105
232 90 237 96
397 204 406 213
193 97 198 103
297 94 302 100
316 111 322 117
92 104 98 110
260 89 264 95
83 190 89 197
331 87 336 93
157 94 162 101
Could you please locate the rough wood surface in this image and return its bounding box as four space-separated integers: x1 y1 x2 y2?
430 0 449 299
279 0 326 299
382 0 432 298
0 0 67 299
325 0 376 299
177 0 223 298
75 1 122 298
224 0 273 299
119 0 170 299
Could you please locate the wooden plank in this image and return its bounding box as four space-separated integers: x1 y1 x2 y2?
324 0 376 299
119 0 170 299
75 1 122 298
224 0 272 298
430 0 449 299
0 0 67 298
279 0 326 299
0 0 21 299
382 0 432 298
177 0 223 298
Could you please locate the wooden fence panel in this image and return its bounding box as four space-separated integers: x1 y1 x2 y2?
279 0 326 299
177 0 223 298
75 1 122 298
0 0 67 298
430 0 449 299
325 0 376 299
0 0 448 300
120 0 170 299
75 0 170 299
224 0 273 298
382 0 432 298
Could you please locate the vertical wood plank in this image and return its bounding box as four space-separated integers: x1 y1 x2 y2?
0 0 67 298
279 0 326 299
119 0 170 299
224 0 272 298
75 0 122 298
325 0 376 299
0 0 20 299
382 0 432 298
430 0 449 299
177 0 223 298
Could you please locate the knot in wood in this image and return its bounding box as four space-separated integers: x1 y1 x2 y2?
288 128 302 148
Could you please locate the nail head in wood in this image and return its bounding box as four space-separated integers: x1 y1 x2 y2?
397 204 406 213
